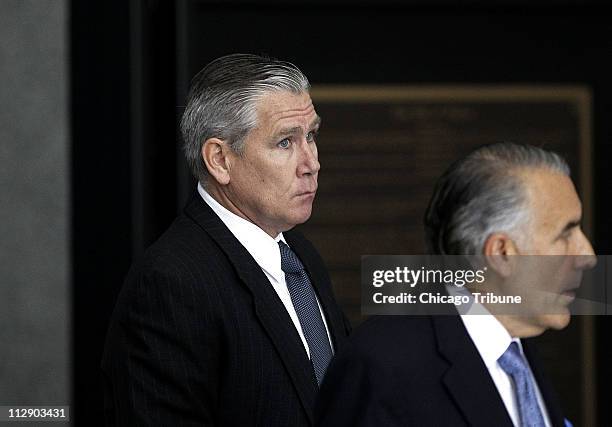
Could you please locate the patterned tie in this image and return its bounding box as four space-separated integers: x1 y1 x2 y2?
498 342 547 427
278 240 333 385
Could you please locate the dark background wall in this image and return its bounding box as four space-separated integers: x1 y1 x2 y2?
71 0 612 425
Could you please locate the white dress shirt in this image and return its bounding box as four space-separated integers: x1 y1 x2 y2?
452 287 552 427
198 183 334 358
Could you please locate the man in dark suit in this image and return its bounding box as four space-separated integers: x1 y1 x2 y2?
316 143 595 427
102 54 350 426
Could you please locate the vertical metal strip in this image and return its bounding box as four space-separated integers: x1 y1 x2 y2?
129 0 144 257
175 0 192 211
578 88 596 427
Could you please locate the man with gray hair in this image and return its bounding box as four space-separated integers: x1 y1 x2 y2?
316 142 595 427
102 54 350 426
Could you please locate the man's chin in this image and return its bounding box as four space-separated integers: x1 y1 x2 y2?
541 313 572 331
292 205 314 224
279 211 313 232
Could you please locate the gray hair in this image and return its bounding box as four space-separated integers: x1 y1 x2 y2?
424 142 570 255
180 53 311 185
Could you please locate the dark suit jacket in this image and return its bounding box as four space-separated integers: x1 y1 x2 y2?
102 193 350 426
316 315 566 427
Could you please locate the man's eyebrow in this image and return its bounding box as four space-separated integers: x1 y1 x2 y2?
560 219 582 235
274 127 302 139
273 116 322 139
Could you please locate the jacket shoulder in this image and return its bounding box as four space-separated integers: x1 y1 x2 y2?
342 315 438 365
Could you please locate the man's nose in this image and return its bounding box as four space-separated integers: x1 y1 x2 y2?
297 141 320 176
574 230 597 270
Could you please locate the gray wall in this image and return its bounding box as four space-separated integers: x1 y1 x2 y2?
0 0 71 414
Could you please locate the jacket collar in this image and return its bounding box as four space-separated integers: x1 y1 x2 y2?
283 230 348 355
522 339 566 427
432 315 515 427
432 313 567 427
184 192 334 423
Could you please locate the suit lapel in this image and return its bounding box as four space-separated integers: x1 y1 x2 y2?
522 339 566 427
284 230 348 354
432 316 515 427
184 194 318 423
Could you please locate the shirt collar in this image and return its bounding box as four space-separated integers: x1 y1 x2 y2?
198 183 286 282
448 285 521 368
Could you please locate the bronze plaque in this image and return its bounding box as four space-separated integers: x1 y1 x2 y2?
305 85 592 321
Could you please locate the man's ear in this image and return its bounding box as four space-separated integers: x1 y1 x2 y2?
202 138 231 185
483 233 519 278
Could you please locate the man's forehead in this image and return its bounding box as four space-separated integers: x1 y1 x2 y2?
257 91 318 124
522 168 582 222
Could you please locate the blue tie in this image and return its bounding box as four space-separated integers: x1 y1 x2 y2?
278 241 333 385
498 342 546 427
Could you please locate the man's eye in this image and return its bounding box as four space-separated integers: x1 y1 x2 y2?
306 131 316 142
277 138 291 149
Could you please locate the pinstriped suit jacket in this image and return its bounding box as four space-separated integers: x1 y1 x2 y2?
102 193 351 426
316 315 567 427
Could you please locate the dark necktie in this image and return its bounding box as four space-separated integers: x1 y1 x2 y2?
498 342 547 427
278 240 333 385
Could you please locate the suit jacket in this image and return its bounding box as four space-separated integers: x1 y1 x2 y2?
315 315 566 427
102 193 350 426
